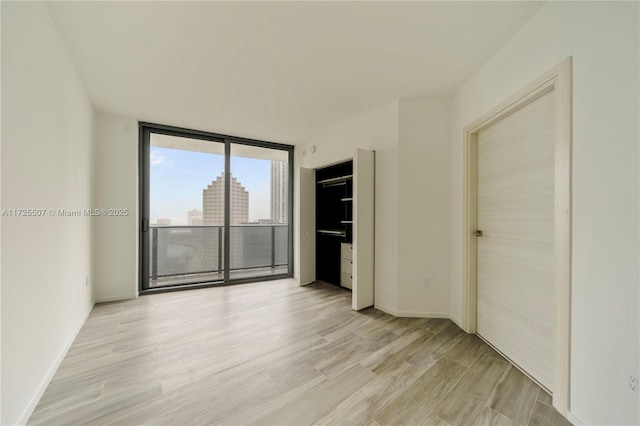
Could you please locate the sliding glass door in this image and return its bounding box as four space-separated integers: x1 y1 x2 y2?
229 144 290 280
140 124 293 292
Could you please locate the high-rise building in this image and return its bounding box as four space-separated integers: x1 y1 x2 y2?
203 173 249 271
203 172 249 225
187 208 203 225
156 217 172 225
270 161 288 224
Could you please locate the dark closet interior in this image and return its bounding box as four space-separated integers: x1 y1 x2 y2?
316 160 353 287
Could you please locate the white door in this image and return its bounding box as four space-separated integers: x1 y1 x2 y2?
353 148 375 310
297 167 316 285
476 91 555 391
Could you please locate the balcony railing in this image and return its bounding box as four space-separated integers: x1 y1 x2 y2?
150 224 288 287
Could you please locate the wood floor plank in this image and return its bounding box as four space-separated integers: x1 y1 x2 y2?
405 321 466 370
183 372 325 425
473 406 517 426
536 388 553 406
27 279 570 426
488 366 539 424
529 401 573 426
29 381 161 425
120 370 277 425
359 329 427 371
374 358 467 425
371 332 436 375
422 318 453 335
314 359 421 425
434 354 510 425
424 413 452 426
247 363 376 425
444 333 502 368
313 333 393 379
26 382 104 425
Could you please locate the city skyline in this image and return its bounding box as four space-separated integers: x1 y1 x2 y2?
150 146 273 225
271 161 288 224
203 172 249 225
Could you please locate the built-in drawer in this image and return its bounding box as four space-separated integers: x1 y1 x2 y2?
341 258 353 275
340 272 353 289
341 243 353 260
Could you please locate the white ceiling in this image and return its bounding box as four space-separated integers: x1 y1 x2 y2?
47 1 543 144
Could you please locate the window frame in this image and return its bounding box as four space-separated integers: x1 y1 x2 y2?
138 122 294 294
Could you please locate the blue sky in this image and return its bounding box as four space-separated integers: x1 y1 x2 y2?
150 147 271 224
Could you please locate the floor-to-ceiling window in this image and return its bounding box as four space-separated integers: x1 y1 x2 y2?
139 123 293 292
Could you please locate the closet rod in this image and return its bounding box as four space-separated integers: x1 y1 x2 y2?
317 229 346 237
323 182 346 188
317 174 353 185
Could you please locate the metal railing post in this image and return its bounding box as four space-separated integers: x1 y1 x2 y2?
218 226 223 274
151 227 158 280
271 225 276 269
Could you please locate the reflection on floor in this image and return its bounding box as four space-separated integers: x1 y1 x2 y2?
149 265 289 287
29 279 571 426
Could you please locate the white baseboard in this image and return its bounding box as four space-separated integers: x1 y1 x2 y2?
566 411 586 425
95 293 137 303
372 303 399 316
449 314 464 329
374 303 449 319
16 303 94 425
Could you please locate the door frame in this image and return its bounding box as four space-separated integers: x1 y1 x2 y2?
296 149 375 311
462 58 572 415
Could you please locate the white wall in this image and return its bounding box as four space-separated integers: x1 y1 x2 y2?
449 2 639 424
297 98 452 318
1 2 96 424
397 97 451 317
296 102 401 311
94 113 139 302
297 102 399 168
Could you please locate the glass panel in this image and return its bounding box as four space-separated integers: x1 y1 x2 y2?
229 144 289 280
274 224 288 265
149 226 224 287
149 133 225 288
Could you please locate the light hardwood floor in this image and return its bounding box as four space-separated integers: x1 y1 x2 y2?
29 279 571 426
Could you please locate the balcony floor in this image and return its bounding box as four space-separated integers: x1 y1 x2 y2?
149 265 289 288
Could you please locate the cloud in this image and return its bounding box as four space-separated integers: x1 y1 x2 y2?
150 149 176 167
150 151 166 166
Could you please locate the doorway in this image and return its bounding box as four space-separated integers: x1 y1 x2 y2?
463 58 572 414
296 149 375 310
